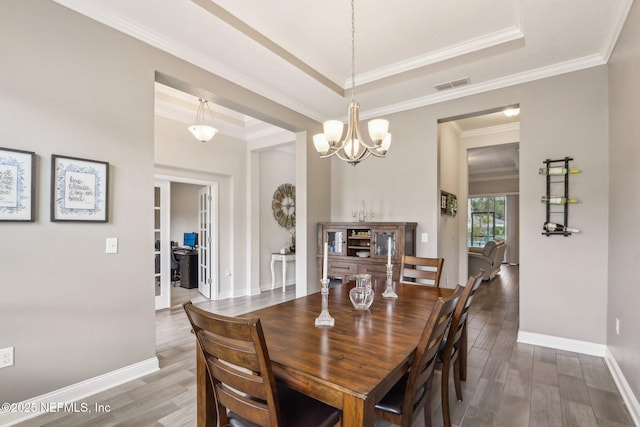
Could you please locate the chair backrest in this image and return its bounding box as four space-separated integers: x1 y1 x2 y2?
442 270 484 360
183 302 281 427
400 256 444 287
401 289 460 425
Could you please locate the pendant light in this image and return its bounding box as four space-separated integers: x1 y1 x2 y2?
188 98 219 142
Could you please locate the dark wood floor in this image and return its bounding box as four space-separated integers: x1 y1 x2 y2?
17 265 633 426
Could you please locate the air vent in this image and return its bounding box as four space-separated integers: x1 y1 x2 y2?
434 77 470 91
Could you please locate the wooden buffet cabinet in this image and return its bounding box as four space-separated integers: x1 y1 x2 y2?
317 222 417 282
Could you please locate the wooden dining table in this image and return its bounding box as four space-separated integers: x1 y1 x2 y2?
195 280 453 427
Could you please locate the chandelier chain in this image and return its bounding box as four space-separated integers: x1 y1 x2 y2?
351 0 356 102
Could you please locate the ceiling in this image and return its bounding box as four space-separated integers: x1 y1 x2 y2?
53 0 632 131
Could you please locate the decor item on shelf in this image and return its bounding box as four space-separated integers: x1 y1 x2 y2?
312 0 391 166
349 274 374 310
539 167 580 175
540 196 578 204
188 98 218 142
272 183 296 229
315 278 335 327
544 222 580 233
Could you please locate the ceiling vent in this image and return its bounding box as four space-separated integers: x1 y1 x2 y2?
434 77 470 91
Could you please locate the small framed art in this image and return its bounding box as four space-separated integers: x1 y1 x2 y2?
51 154 109 222
0 147 36 222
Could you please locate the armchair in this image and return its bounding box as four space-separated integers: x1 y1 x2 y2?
468 240 506 280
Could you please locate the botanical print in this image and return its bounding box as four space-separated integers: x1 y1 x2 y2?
0 148 34 221
52 155 108 221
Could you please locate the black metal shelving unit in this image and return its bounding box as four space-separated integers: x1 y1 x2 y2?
542 156 576 236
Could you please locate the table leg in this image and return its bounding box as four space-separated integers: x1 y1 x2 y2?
196 342 217 427
270 256 276 290
282 258 287 293
342 394 374 427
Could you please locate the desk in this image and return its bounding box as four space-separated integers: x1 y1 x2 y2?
270 253 295 293
174 250 198 289
196 280 452 426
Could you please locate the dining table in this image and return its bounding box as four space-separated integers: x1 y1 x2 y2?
195 279 453 427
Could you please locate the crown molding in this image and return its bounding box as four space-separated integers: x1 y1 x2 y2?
362 53 607 120
462 122 520 138
354 26 524 87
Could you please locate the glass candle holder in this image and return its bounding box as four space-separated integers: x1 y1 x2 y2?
382 264 398 298
315 278 335 327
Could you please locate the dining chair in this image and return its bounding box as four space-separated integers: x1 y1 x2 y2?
438 270 485 427
399 255 445 287
374 289 461 427
183 302 341 427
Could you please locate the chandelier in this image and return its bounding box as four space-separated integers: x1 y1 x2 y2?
188 98 219 142
312 0 391 166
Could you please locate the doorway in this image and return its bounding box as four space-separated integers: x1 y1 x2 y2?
437 105 520 284
154 176 218 310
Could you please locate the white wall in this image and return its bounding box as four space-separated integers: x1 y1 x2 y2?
438 122 461 287
259 149 296 290
170 182 201 244
155 115 244 299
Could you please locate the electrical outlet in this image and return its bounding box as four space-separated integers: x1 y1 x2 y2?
0 347 14 368
616 318 620 335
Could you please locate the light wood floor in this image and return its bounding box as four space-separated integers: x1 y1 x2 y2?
17 267 633 426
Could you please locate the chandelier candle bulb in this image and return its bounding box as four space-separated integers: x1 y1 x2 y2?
539 167 580 175
541 196 578 204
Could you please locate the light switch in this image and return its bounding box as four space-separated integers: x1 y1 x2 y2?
105 237 118 254
421 233 429 243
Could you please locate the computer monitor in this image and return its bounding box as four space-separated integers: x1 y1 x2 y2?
183 232 198 248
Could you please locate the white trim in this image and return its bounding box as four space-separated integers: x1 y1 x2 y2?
605 348 640 427
0 357 159 427
517 330 606 356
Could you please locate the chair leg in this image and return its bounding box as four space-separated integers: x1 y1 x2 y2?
453 356 463 401
459 322 468 381
423 387 433 427
441 362 452 427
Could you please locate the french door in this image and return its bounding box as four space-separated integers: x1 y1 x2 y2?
154 180 170 309
198 186 216 299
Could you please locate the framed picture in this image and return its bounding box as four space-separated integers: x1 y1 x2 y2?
0 147 36 222
51 154 109 222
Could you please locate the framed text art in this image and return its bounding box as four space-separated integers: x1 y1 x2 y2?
0 147 36 222
51 155 109 222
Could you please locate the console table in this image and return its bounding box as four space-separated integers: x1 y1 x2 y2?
270 253 295 293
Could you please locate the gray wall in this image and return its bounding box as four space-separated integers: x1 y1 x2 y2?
330 66 610 345
0 1 156 403
608 0 640 405
0 0 329 405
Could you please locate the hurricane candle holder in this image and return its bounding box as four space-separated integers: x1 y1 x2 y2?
315 278 335 327
382 264 398 298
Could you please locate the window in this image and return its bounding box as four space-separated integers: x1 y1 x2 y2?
468 196 506 247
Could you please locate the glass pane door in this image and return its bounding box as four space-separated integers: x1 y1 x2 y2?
374 231 396 259
327 230 345 255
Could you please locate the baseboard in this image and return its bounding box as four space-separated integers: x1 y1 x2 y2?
0 357 159 427
605 348 640 427
517 330 606 356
